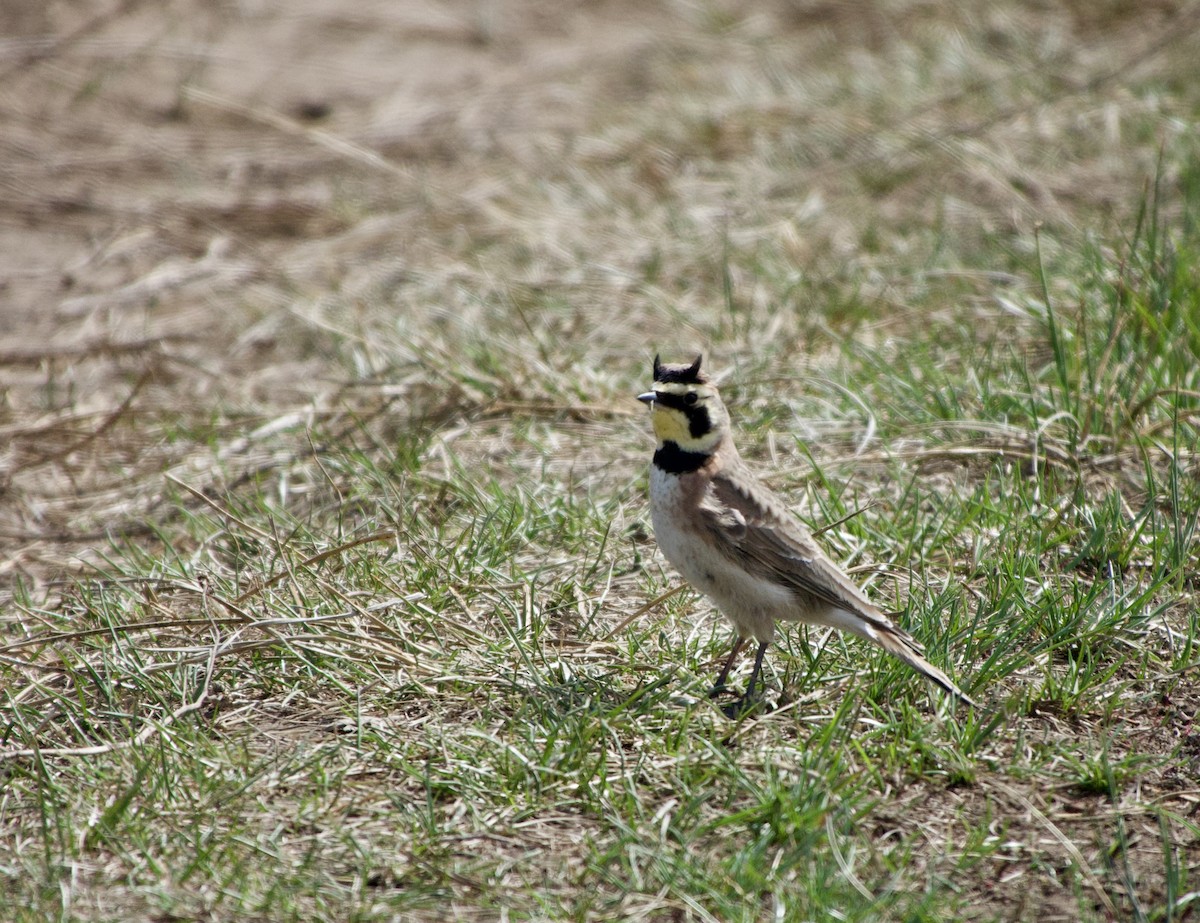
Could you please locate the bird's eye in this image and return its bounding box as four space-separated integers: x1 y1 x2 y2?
684 392 699 405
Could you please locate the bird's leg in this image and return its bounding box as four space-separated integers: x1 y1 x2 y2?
709 635 747 697
741 640 770 704
722 641 771 719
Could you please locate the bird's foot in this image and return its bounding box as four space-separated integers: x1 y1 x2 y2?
718 691 767 720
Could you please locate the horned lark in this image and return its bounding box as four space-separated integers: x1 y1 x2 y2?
638 354 976 715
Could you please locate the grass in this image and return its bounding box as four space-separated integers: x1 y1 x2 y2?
6 204 1198 918
4 1 1200 920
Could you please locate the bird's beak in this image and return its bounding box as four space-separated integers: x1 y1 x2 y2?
637 391 656 405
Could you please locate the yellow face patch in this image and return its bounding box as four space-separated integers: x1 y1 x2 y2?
639 379 726 453
649 403 695 445
642 383 726 453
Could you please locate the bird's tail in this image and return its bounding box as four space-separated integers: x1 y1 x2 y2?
874 626 977 707
832 608 977 707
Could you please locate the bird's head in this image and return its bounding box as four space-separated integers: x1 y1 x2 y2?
637 354 729 454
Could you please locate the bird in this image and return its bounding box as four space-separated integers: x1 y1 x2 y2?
637 354 976 716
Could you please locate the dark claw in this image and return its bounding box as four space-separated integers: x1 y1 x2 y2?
720 693 766 720
708 638 772 718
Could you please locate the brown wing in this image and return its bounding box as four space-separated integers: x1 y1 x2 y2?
700 464 887 619
699 462 977 705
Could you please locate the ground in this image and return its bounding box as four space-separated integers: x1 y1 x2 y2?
2 1 1199 920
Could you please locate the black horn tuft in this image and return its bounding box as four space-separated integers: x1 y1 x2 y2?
654 354 707 384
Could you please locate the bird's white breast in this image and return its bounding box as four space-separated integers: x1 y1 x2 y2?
648 464 791 642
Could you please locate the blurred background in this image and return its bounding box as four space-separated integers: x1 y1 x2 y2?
5 0 1198 613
